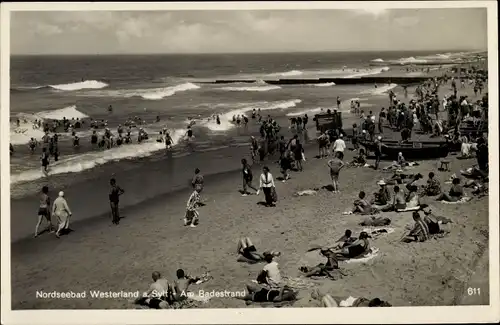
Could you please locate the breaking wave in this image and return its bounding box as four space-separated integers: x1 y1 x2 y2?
10 128 186 184
49 80 109 91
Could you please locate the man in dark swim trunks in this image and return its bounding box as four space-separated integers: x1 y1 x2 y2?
109 178 125 225
300 248 341 279
334 231 371 258
40 148 50 175
237 285 296 303
34 186 55 237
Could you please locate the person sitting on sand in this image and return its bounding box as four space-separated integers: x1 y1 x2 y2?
350 148 367 166
405 185 421 209
135 271 174 309
171 269 199 302
436 177 465 202
237 285 297 303
333 231 371 259
299 248 343 279
256 252 282 288
401 212 430 243
372 180 391 205
335 229 357 248
423 172 441 196
352 191 374 215
237 237 280 264
373 185 406 212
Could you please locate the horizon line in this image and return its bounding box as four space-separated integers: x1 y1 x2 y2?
10 48 488 56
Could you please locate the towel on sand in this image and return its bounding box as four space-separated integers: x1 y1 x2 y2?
296 189 317 196
362 227 395 236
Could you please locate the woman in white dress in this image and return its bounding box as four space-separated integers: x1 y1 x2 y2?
52 191 72 238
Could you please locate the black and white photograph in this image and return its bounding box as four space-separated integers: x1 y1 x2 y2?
1 1 498 324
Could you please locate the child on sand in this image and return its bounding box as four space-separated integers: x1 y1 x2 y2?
327 152 345 193
184 188 201 227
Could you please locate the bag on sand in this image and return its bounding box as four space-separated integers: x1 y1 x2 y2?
271 187 278 203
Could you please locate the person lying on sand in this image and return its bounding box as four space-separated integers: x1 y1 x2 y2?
299 248 346 280
134 271 174 309
436 178 465 202
311 290 392 307
401 212 430 243
423 172 441 196
332 231 372 259
237 237 280 264
237 285 297 303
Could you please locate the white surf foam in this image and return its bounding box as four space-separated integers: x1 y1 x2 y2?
267 70 303 77
10 128 186 184
85 82 200 100
397 57 428 65
314 82 336 87
219 85 281 92
139 82 200 100
371 58 385 62
202 99 301 132
344 67 390 78
361 83 398 96
10 106 89 145
49 80 109 91
36 105 89 120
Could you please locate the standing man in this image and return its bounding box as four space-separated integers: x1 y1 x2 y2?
374 136 383 170
109 178 125 225
332 134 346 160
184 188 201 228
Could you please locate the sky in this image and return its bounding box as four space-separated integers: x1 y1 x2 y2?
10 8 488 55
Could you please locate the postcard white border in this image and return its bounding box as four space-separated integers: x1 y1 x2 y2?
1 1 499 324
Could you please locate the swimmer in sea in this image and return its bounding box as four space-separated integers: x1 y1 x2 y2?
40 148 50 175
91 131 98 148
108 105 113 112
185 126 194 140
116 135 123 146
156 132 164 143
165 132 173 150
28 137 37 154
216 115 221 125
73 134 80 148
125 132 132 144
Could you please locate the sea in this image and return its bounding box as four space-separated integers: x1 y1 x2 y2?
8 50 474 241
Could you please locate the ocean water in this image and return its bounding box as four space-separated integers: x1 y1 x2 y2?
9 51 468 193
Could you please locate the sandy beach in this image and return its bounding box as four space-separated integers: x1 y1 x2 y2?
10 71 490 309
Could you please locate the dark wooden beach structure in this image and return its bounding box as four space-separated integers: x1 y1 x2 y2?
313 112 343 133
359 139 450 160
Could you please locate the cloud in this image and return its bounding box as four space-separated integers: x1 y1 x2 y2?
9 9 488 54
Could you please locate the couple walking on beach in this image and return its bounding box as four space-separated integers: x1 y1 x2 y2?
240 159 277 207
34 187 72 238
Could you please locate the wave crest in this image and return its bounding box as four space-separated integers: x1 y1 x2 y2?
49 80 109 91
219 85 281 92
